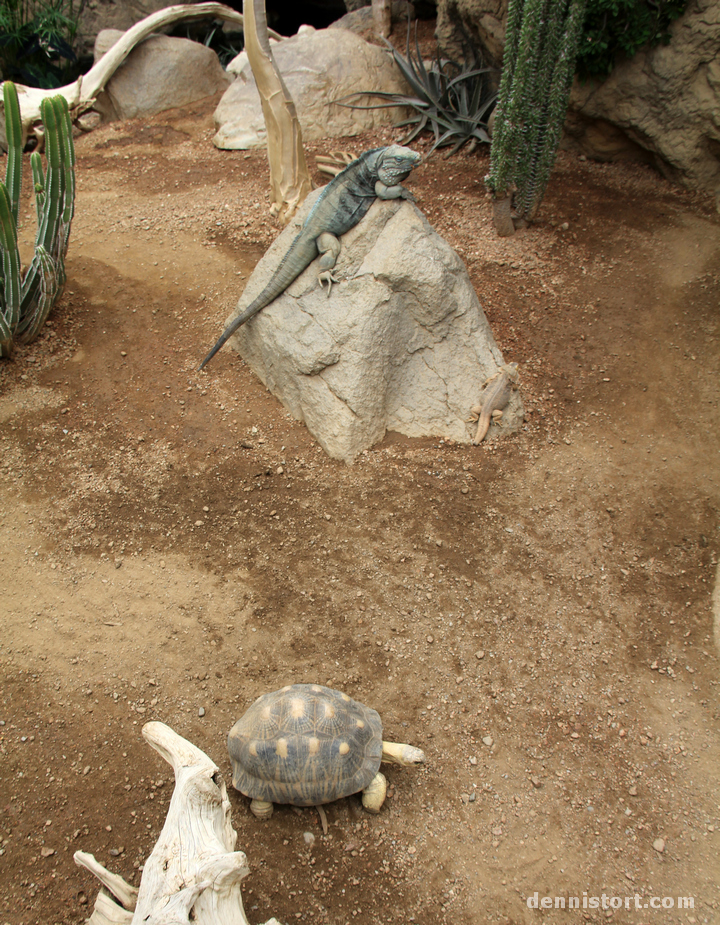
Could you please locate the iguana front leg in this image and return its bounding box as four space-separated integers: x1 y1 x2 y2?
316 231 342 295
375 180 415 202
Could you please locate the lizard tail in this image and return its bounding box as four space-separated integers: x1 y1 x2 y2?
473 414 491 445
198 299 266 370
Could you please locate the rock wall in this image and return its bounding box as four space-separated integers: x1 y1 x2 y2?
436 0 720 194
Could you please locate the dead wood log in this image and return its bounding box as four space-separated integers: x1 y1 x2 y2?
74 721 282 925
1 3 281 145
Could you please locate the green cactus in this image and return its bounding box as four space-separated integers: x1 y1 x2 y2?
0 81 75 357
486 0 587 235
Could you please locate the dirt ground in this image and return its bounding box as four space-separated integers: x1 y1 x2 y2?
2 88 720 925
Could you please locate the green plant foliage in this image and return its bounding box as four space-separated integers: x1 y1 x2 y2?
0 0 80 88
0 82 75 357
486 0 587 231
169 19 245 69
577 0 688 79
338 27 498 156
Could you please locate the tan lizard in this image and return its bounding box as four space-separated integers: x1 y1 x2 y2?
468 363 520 444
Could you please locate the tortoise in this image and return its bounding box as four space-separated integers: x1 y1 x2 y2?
228 683 425 819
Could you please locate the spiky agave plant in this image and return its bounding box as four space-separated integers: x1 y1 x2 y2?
0 81 75 357
339 26 497 157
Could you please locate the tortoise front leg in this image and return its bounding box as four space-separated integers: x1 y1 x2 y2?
361 771 387 813
250 798 274 819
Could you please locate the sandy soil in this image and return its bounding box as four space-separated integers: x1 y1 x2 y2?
1 91 720 925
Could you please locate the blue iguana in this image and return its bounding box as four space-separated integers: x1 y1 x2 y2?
199 144 421 369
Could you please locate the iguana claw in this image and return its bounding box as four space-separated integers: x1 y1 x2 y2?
318 271 337 296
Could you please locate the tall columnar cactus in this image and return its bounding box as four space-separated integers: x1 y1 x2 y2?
0 81 75 357
485 0 587 236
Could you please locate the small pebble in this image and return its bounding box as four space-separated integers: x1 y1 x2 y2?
194 520 204 527
475 650 485 660
40 847 54 857
198 707 206 717
653 837 665 853
469 756 478 766
303 832 315 847
482 736 493 747
426 635 434 644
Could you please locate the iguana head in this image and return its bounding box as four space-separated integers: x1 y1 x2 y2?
376 145 422 187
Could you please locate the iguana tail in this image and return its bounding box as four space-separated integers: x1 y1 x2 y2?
198 299 267 370
199 234 318 370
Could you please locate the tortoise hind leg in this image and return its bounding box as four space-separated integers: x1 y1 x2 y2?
361 771 387 813
250 799 274 819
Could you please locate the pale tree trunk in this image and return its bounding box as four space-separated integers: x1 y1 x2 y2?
74 722 282 925
372 0 392 38
243 0 312 224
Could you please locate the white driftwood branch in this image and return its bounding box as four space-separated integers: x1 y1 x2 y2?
1 3 281 141
74 721 283 925
243 0 312 224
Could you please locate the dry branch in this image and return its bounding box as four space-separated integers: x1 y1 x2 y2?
74 721 282 925
0 3 281 143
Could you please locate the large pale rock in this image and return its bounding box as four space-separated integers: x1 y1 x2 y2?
213 26 409 149
226 190 523 463
435 0 720 193
92 29 231 122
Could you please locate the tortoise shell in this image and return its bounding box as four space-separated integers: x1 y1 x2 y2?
228 684 383 806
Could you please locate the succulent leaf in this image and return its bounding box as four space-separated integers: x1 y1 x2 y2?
337 25 497 157
0 184 22 333
3 81 23 227
487 0 587 225
0 83 76 357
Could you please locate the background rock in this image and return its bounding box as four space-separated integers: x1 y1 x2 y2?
566 0 720 192
330 1 414 35
435 0 720 194
92 29 232 122
226 189 523 463
436 0 507 66
213 26 410 150
77 0 188 57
